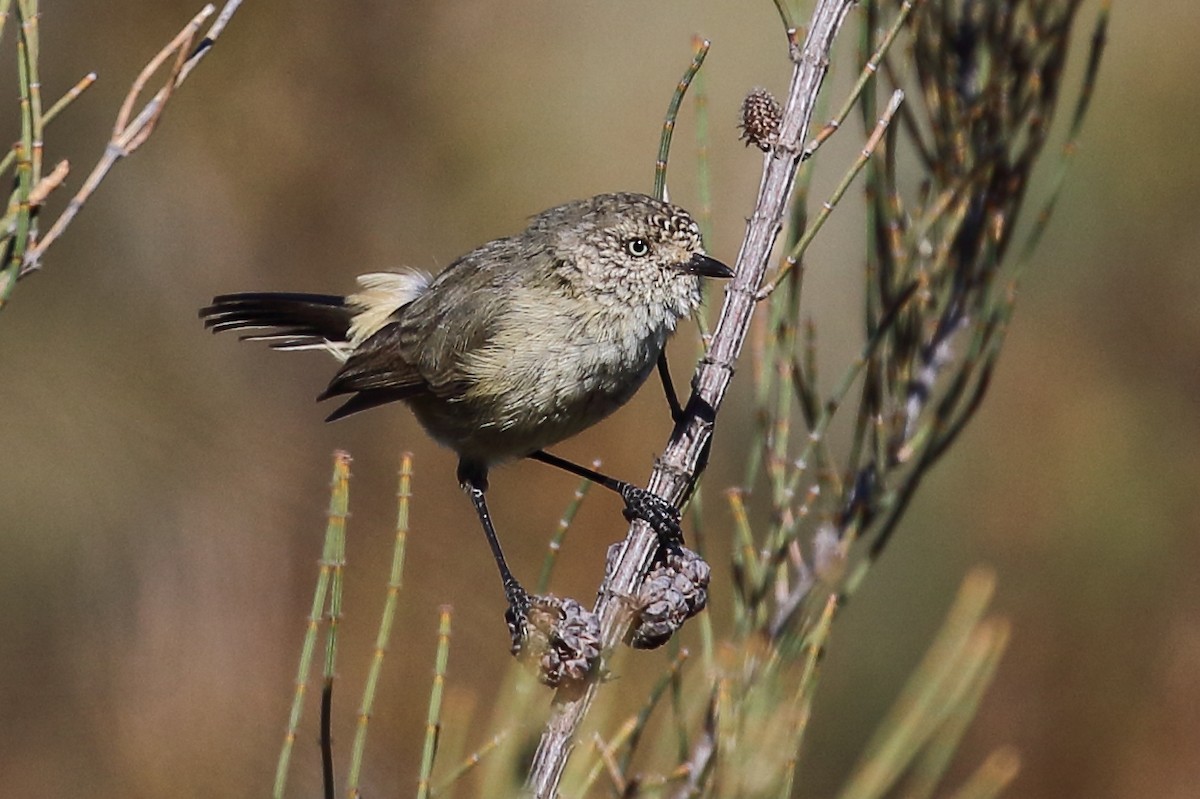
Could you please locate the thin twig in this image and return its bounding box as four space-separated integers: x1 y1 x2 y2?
536 470 594 594
575 721 637 797
18 0 243 277
26 160 69 208
692 33 714 248
668 689 718 799
45 72 98 126
416 607 453 799
653 39 711 202
1011 2 1109 275
429 730 512 797
179 0 241 83
617 648 690 776
761 89 905 299
0 72 94 179
802 0 917 161
771 0 803 58
113 11 196 140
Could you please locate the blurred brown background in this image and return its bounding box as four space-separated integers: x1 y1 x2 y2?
1 1 1195 796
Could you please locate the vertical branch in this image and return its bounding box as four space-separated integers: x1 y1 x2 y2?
525 2 857 795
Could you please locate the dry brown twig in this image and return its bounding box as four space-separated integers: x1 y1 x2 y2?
525 0 858 794
18 0 244 278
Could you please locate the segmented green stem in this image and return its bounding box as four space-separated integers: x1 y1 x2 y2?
274 451 352 799
653 38 710 201
416 608 453 799
346 453 413 796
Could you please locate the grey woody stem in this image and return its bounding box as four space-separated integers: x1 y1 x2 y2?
525 1 859 795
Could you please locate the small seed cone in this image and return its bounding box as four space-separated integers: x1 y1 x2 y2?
740 87 783 152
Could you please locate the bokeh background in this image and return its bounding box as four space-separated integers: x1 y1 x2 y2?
1 1 1195 796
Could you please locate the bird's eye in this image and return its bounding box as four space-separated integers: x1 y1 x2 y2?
625 238 650 257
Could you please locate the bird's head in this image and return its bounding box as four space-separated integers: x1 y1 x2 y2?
535 192 733 320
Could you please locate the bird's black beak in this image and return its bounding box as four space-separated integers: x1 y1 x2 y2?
680 252 734 279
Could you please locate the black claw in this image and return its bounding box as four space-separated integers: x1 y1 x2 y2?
619 484 682 544
504 584 531 647
505 580 530 618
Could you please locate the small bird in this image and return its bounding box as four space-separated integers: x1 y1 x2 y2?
200 192 732 625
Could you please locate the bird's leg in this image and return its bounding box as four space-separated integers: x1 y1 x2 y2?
656 351 685 426
528 450 682 545
458 462 530 624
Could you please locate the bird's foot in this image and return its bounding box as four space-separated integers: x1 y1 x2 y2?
507 593 602 688
618 484 682 545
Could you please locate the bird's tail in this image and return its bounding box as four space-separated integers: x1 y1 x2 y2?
200 292 355 359
201 271 432 361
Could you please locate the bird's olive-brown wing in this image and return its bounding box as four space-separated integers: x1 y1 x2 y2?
320 243 517 419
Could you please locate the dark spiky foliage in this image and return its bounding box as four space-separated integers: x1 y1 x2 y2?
729 0 1106 637
847 0 1097 567
672 0 1107 795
